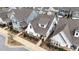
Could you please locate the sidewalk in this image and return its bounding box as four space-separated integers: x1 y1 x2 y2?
13 36 46 51
0 27 46 51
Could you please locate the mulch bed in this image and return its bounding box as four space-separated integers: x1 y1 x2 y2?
40 39 66 51
19 33 40 44
7 36 22 46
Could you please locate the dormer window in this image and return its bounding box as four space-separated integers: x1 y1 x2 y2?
41 24 44 27
38 14 50 28
38 23 47 28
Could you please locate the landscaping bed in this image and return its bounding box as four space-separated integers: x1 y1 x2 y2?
40 39 66 51
5 28 19 35
19 32 40 44
7 36 23 46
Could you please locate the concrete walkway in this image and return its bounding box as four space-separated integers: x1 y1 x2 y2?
0 28 46 51
13 36 46 51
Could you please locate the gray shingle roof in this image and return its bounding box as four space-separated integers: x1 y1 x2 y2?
52 17 68 36
38 14 51 25
31 12 55 36
0 12 9 21
67 18 79 46
13 7 33 21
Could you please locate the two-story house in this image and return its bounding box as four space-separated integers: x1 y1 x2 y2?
0 8 11 27
10 7 38 32
25 12 57 40
49 11 79 51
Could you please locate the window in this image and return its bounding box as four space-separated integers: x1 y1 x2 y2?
41 24 44 27
54 23 56 26
30 25 32 28
76 33 78 35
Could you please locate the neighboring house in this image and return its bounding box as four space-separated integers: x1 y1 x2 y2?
10 7 38 32
0 11 11 26
25 12 57 40
49 14 79 51
0 7 11 26
50 24 72 49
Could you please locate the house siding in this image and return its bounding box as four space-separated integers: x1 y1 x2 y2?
46 17 56 39
25 23 40 38
51 33 67 47
60 31 72 48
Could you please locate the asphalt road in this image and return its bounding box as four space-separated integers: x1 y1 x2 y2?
0 34 27 51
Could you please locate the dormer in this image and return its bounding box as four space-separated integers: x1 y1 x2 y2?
38 14 50 28
38 23 48 28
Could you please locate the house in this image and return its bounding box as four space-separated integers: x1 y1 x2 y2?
49 13 79 51
10 7 38 32
25 12 57 40
0 8 11 26
49 18 72 48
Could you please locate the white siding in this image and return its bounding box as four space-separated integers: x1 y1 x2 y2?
51 33 67 47
60 31 72 48
25 23 40 37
